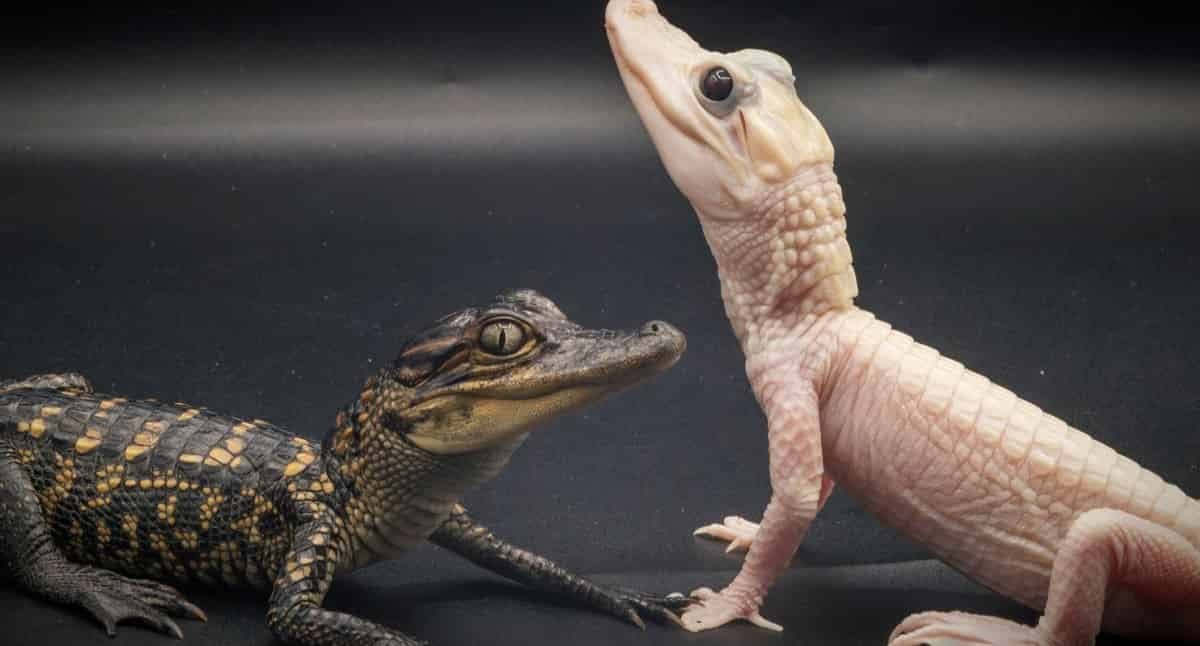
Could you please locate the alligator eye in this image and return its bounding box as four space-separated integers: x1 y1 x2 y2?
700 67 734 102
479 320 526 356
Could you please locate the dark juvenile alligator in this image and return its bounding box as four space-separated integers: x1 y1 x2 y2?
0 289 689 645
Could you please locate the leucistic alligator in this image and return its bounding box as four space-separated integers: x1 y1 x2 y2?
605 1 1200 644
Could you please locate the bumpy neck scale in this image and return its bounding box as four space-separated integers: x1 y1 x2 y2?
697 163 858 352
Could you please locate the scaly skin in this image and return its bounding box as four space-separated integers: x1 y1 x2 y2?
0 289 690 645
605 1 1200 644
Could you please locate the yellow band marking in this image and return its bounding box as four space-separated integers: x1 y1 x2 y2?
208 447 233 465
124 445 148 461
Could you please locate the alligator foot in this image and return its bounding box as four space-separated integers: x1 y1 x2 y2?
693 515 759 553
601 586 692 628
680 587 782 632
889 611 1041 646
72 566 207 638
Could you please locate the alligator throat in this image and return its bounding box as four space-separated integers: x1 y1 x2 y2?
700 163 858 349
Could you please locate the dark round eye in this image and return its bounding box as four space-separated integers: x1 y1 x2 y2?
700 67 734 102
479 320 526 356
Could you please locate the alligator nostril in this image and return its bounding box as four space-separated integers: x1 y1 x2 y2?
650 323 661 333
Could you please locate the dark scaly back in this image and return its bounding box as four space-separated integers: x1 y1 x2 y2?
0 385 329 590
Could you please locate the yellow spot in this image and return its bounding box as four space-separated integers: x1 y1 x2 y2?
93 411 109 419
85 427 102 439
143 420 166 434
40 405 63 417
232 422 254 435
99 400 117 410
140 479 152 489
322 481 334 495
253 419 270 426
17 421 29 433
225 437 246 454
208 447 233 465
178 409 200 421
96 482 110 494
75 436 101 454
29 419 46 438
167 478 178 488
125 479 137 488
124 445 148 461
296 451 315 465
230 456 244 469
179 453 203 464
133 431 156 446
284 461 305 477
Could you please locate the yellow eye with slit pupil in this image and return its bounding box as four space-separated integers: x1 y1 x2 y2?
479 320 526 356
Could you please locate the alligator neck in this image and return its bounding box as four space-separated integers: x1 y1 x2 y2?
696 163 858 354
322 385 525 568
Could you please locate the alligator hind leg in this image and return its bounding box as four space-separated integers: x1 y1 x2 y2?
0 372 93 393
889 509 1200 646
0 451 204 637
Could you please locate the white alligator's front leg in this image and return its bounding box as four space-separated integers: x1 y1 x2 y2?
889 509 1200 646
683 375 826 632
695 475 836 553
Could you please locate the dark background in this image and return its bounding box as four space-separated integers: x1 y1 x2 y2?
2 1 1199 644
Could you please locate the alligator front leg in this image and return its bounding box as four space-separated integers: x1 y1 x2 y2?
889 508 1200 646
683 377 827 632
0 450 204 637
430 504 690 628
267 514 423 646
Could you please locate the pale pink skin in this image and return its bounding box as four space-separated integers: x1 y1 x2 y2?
605 1 1200 644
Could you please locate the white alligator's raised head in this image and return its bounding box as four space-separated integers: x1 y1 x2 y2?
607 0 857 344
605 0 834 221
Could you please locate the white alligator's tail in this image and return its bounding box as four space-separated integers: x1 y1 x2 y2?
0 372 93 394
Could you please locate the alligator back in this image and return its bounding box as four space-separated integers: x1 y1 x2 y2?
819 309 1200 609
0 386 324 589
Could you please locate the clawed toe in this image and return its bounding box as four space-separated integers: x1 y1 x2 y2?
77 569 206 638
888 611 1042 646
693 516 760 553
680 587 782 633
604 585 694 629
